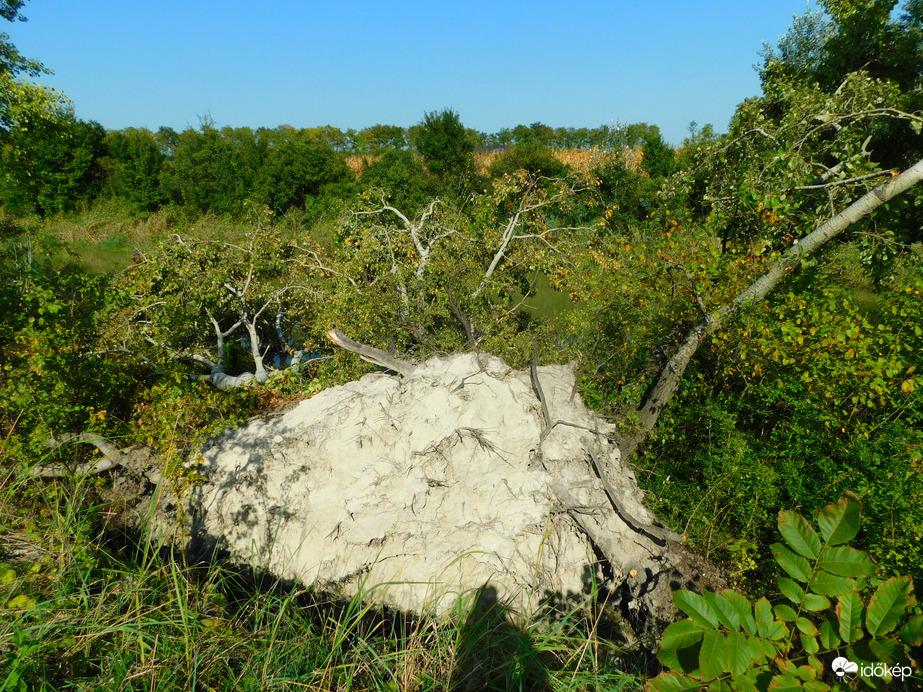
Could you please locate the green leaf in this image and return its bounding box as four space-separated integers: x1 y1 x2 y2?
660 619 706 651
770 543 811 582
765 620 788 640
756 639 779 659
699 630 729 679
866 576 913 636
899 613 923 646
665 637 705 677
726 630 753 676
796 664 817 681
800 632 819 654
646 671 705 691
673 590 720 629
806 655 823 676
722 589 757 635
818 619 841 649
774 604 797 622
816 492 860 546
767 673 805 691
778 509 821 559
837 592 864 643
816 545 876 577
704 590 740 630
754 597 774 636
868 637 903 664
777 578 805 605
795 617 818 636
730 671 762 692
802 593 831 612
807 571 855 597
657 643 701 675
801 682 831 692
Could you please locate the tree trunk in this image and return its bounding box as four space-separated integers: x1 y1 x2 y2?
622 158 923 460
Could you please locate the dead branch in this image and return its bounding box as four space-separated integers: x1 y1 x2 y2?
326 327 416 377
34 433 162 483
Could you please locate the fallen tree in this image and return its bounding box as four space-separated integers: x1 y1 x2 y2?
108 227 328 390
33 155 923 635
621 157 923 460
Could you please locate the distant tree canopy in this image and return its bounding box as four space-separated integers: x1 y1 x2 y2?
100 128 167 213
0 3 101 216
255 130 353 215
1 111 673 218
413 109 479 196
1 117 106 216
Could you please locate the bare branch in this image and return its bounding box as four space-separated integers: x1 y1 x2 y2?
792 169 894 191
326 328 416 377
288 245 356 285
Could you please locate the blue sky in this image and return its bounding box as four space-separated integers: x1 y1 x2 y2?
7 1 818 145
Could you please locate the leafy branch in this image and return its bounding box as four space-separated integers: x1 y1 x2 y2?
648 492 922 691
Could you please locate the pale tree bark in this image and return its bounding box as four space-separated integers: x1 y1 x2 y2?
325 328 416 376
472 179 589 299
141 268 315 391
621 157 923 460
352 199 454 281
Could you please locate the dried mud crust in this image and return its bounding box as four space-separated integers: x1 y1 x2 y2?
85 353 726 644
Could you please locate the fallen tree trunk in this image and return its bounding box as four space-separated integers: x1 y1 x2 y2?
623 157 923 460
325 327 417 376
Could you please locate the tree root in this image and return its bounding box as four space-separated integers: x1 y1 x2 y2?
34 433 163 484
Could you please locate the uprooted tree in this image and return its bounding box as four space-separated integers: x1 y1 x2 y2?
12 20 923 640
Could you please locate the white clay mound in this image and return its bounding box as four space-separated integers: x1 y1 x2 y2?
189 352 673 616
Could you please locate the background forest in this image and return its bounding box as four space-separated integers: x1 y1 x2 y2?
1 0 922 689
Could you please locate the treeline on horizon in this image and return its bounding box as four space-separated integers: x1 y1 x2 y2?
0 112 674 219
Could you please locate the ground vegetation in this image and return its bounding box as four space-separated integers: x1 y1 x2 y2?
1 1 922 688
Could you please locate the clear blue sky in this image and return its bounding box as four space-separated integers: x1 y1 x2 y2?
7 1 817 145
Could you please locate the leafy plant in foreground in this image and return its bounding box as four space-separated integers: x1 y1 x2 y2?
649 492 923 690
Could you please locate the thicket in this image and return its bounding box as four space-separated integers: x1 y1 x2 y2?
1 104 661 220
2 0 922 689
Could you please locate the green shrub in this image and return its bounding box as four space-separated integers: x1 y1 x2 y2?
487 141 568 180
649 492 922 690
358 148 439 212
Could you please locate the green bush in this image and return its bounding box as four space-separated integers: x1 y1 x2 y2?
100 127 167 214
413 109 481 197
649 492 922 690
255 133 354 215
487 141 568 180
358 148 439 212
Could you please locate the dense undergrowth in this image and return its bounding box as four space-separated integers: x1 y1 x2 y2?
4 1 923 688
0 473 642 691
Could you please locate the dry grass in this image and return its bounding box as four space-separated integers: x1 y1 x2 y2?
348 147 645 177
345 154 375 175
42 206 175 247
475 147 645 174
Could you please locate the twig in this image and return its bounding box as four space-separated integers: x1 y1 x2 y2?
530 342 551 441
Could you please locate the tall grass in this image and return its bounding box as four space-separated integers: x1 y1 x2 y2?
0 449 643 691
